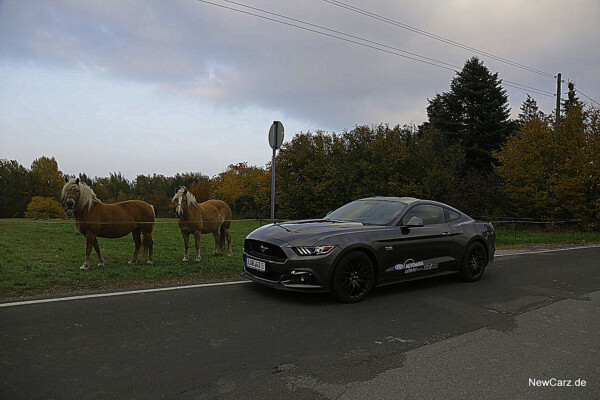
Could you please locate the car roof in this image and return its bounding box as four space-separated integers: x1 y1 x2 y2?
359 196 420 204
359 197 461 211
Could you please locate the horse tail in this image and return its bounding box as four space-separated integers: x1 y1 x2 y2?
140 231 153 259
219 203 232 252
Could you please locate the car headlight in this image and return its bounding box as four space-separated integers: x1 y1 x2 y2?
293 245 335 256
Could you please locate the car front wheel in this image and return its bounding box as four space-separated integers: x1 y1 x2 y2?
332 251 375 303
460 242 487 281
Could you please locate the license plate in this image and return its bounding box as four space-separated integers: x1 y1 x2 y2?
246 257 266 272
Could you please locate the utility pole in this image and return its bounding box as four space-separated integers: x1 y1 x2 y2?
554 73 561 135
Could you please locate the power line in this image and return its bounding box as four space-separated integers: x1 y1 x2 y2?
503 82 554 98
217 0 463 71
323 0 557 79
197 0 554 97
575 89 600 106
197 0 457 72
503 80 555 97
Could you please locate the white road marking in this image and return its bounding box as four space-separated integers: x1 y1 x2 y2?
1 244 598 309
495 244 600 257
0 280 250 308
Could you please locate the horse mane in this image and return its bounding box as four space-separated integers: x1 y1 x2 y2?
172 186 198 208
61 179 99 211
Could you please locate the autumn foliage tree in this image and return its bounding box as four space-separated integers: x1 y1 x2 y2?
29 156 64 201
211 163 271 218
495 106 600 223
24 196 67 219
188 179 212 203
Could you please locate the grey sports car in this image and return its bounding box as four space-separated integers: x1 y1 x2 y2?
242 197 495 302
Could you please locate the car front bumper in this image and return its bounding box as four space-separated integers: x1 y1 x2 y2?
241 245 340 292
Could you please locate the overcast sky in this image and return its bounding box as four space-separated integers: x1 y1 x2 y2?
1 0 599 179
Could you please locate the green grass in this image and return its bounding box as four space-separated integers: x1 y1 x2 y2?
0 218 260 300
495 227 600 249
0 219 599 300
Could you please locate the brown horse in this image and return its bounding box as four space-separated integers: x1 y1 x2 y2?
62 177 155 269
172 187 232 262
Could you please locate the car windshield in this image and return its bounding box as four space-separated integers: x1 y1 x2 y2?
324 200 407 225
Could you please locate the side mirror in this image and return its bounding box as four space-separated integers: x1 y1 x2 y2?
406 216 424 228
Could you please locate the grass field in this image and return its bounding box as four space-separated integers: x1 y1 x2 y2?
0 218 260 299
495 228 600 249
1 218 599 299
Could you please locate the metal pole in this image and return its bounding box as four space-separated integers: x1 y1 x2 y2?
270 147 276 224
551 75 561 223
554 73 561 134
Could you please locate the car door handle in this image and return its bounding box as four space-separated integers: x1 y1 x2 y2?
441 232 452 236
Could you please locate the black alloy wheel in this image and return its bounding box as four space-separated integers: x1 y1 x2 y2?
460 242 487 281
332 251 375 303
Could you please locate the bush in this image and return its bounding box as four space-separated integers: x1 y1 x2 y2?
24 196 67 219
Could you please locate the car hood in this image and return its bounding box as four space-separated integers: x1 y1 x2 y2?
247 219 375 246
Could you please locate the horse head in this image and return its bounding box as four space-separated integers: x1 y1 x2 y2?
64 177 81 210
173 187 188 218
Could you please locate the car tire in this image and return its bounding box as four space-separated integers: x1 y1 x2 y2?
459 242 487 282
332 251 375 303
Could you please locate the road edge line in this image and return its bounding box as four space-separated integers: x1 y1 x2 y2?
0 280 250 308
495 244 600 257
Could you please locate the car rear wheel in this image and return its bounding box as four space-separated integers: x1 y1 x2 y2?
460 242 487 281
332 251 375 303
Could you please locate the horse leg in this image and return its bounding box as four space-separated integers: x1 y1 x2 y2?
182 232 190 262
225 227 232 256
144 232 153 265
194 231 202 262
93 238 105 268
81 233 95 270
129 229 141 265
212 231 220 255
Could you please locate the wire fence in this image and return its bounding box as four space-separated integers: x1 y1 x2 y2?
0 217 287 226
1 215 593 229
473 216 594 238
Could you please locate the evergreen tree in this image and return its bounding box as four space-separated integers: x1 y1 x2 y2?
77 173 94 186
106 172 131 202
561 81 584 116
517 94 545 126
0 159 30 217
426 57 515 171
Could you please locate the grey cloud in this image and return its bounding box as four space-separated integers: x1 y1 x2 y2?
1 0 598 130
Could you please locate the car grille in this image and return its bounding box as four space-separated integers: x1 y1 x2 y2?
244 239 287 261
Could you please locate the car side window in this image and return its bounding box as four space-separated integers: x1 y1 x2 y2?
446 209 460 222
401 205 445 226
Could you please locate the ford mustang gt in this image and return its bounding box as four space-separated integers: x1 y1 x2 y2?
242 197 495 302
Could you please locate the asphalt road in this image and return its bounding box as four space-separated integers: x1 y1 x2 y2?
1 247 598 399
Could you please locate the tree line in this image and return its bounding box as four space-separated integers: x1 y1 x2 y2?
1 57 598 225
0 158 271 219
